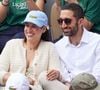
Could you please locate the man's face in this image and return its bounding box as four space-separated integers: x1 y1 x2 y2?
58 10 78 36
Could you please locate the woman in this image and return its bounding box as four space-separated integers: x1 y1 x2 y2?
0 10 61 90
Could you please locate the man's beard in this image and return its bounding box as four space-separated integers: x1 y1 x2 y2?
63 26 78 36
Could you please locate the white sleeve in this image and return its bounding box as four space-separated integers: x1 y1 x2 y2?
60 58 72 83
0 41 11 85
92 41 100 83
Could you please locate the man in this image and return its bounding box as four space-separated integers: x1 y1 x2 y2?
55 3 100 89
38 3 100 90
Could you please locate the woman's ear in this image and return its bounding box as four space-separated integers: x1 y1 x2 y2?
42 26 47 33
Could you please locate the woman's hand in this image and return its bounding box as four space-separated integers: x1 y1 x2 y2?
28 77 36 85
47 69 60 81
3 72 11 84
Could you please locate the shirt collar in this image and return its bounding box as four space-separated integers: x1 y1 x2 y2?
63 36 70 47
81 27 90 44
64 27 89 47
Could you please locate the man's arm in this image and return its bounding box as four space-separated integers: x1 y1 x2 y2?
26 0 46 11
36 0 46 11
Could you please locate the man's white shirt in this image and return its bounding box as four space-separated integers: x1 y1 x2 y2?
55 28 100 83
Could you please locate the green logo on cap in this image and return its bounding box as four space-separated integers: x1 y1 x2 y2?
29 15 37 19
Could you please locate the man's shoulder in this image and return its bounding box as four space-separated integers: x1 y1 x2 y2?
89 31 100 40
86 31 100 45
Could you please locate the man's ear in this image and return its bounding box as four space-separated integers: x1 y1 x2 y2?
78 18 84 25
78 18 84 28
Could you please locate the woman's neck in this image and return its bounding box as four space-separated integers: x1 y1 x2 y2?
25 40 41 50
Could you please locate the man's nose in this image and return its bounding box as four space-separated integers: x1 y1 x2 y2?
61 21 67 27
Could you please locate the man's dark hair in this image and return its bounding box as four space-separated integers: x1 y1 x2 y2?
61 3 84 20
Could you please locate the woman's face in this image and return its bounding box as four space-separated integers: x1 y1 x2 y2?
24 22 45 41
